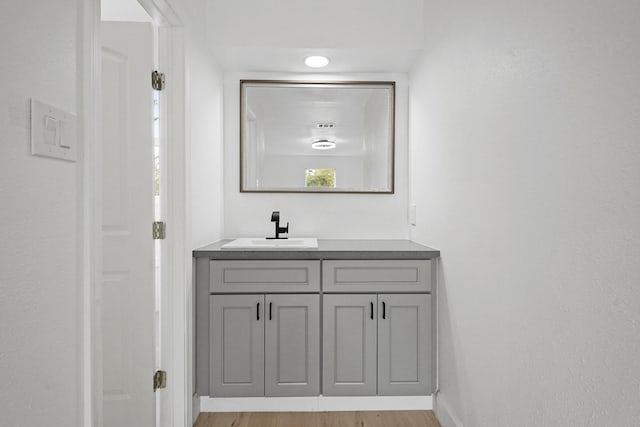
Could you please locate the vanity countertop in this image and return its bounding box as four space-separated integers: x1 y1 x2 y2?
193 239 440 260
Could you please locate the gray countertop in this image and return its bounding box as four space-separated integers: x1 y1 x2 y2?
193 239 440 260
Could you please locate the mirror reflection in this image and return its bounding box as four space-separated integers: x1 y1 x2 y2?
240 80 395 193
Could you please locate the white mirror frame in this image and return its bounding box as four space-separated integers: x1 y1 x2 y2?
240 80 396 194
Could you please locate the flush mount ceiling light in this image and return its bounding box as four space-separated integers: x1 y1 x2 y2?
304 55 329 68
311 138 336 150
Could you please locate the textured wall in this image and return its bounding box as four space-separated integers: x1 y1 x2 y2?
187 0 225 250
410 1 640 426
0 1 79 426
181 3 225 427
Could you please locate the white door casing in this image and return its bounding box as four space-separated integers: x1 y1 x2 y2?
101 21 155 427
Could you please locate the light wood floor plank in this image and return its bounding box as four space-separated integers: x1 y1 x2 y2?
194 411 441 427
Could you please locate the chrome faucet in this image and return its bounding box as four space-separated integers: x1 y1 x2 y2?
267 211 289 240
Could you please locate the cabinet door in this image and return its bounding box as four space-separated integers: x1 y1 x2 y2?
210 295 264 397
265 294 320 396
323 294 377 396
378 294 431 395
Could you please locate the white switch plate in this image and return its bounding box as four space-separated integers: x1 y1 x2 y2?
30 98 77 162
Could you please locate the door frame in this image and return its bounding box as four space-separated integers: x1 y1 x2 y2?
79 1 189 426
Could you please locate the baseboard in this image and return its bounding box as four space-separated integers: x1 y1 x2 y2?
318 396 432 412
434 395 463 427
199 395 433 412
192 393 201 424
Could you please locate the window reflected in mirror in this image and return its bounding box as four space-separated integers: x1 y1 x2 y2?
305 168 336 188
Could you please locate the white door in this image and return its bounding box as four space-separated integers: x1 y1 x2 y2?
101 21 155 427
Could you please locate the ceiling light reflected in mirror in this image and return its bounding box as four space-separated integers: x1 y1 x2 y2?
311 139 336 150
304 55 329 68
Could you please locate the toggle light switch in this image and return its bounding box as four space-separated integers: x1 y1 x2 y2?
44 116 58 130
43 116 59 146
59 121 71 148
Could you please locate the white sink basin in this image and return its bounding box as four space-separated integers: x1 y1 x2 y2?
221 237 318 250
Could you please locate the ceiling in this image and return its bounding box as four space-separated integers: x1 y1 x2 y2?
100 0 425 72
211 47 424 73
206 0 425 73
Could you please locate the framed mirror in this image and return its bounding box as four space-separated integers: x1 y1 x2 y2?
240 80 395 193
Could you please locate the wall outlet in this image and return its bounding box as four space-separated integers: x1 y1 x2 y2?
409 204 417 226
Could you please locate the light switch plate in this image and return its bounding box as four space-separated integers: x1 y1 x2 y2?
30 98 77 162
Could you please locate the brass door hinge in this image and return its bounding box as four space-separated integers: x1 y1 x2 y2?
152 221 166 240
152 70 165 91
153 370 167 391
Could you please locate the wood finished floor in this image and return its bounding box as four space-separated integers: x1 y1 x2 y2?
194 411 441 427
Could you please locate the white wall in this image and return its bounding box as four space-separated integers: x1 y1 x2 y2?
410 1 640 426
181 1 224 422
223 72 410 239
185 0 224 249
203 0 423 73
0 1 79 426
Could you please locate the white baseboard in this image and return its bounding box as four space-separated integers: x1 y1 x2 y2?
199 395 433 413
192 393 201 423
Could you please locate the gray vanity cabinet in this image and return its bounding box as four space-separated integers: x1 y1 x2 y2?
322 259 432 293
195 241 440 402
323 293 432 396
209 294 264 397
377 293 431 396
209 293 319 397
323 294 378 396
265 294 320 397
209 260 320 293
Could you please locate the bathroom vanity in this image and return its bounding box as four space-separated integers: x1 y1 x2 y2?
193 239 440 406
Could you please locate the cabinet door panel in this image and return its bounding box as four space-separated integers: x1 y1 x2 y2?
210 295 264 397
323 260 432 292
265 294 320 396
378 294 431 395
323 294 377 396
210 260 320 293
